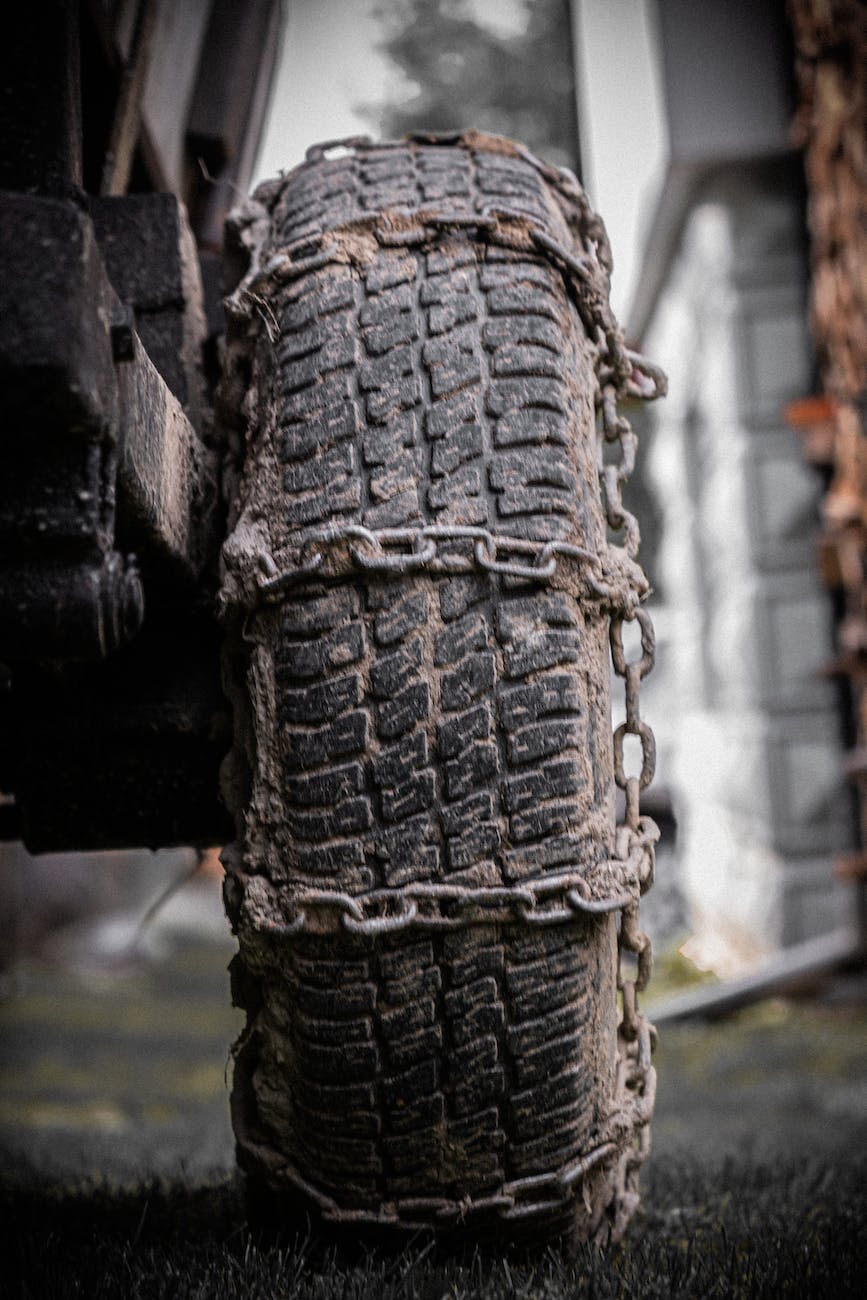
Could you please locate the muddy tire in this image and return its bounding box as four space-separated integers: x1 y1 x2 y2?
218 133 658 1245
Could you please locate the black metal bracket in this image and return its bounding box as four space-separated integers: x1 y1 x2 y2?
0 189 231 849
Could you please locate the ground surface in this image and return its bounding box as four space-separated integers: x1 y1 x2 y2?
1 893 865 1296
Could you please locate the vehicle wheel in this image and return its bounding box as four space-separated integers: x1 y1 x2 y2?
217 132 661 1245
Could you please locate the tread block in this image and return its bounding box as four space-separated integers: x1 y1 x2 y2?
507 1002 582 1058
383 1128 446 1171
380 814 439 887
510 972 588 1022
485 378 568 417
295 1006 373 1041
365 253 418 294
383 1024 443 1070
280 334 356 392
445 740 498 800
289 796 373 841
298 839 367 879
384 1097 444 1138
291 949 371 986
363 488 423 528
502 832 596 881
280 588 360 636
449 1034 499 1078
369 449 420 502
377 682 430 739
292 1038 379 1081
446 939 505 987
506 718 584 764
444 974 498 1016
442 798 500 869
419 270 471 306
511 1036 583 1090
280 401 361 461
430 421 483 476
280 369 353 418
493 408 569 448
496 486 575 520
373 729 428 786
438 575 489 622
277 309 354 361
379 939 435 980
484 283 562 322
452 1066 505 1116
277 621 364 679
374 592 430 647
510 1074 589 1140
440 789 494 835
479 258 557 291
294 1132 382 1179
428 294 478 335
359 281 414 324
449 1107 505 1155
383 964 442 1004
295 982 377 1019
382 1059 439 1111
498 595 579 637
488 452 577 494
370 638 424 701
280 673 363 726
381 997 436 1039
291 1096 380 1140
424 243 476 274
283 442 355 493
498 675 581 731
503 758 583 813
282 711 368 768
362 312 419 356
425 389 479 438
482 315 562 352
503 632 581 678
285 760 365 808
362 411 420 466
450 999 505 1047
441 652 495 710
359 344 414 391
282 478 362 526
509 799 579 844
437 701 492 760
490 345 564 379
427 472 486 524
278 276 355 332
507 945 587 999
434 612 488 666
366 375 422 424
382 769 436 822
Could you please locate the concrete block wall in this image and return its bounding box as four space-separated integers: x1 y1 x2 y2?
639 166 855 968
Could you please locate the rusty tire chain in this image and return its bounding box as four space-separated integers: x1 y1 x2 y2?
220 132 664 1240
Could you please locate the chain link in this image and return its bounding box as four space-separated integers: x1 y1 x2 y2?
243 867 643 942
262 1131 628 1230
253 522 641 609
607 600 658 1219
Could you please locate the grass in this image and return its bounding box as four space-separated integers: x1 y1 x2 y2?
3 1153 865 1299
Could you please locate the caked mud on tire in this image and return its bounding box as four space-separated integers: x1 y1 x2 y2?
218 133 661 1244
